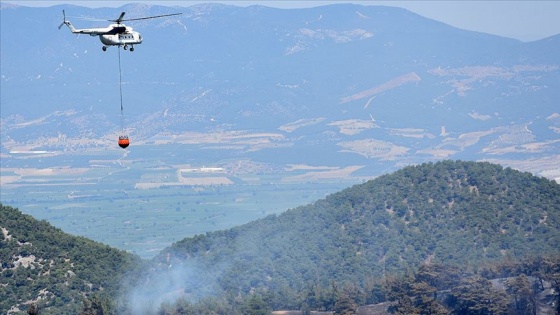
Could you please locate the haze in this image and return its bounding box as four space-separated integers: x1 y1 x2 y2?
4 0 560 42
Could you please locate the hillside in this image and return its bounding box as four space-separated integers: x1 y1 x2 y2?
1 161 560 314
150 161 560 297
0 205 143 314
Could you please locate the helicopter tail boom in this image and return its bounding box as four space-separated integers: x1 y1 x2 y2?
60 21 77 33
58 10 113 35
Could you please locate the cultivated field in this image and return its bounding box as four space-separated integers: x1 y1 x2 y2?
1 145 364 258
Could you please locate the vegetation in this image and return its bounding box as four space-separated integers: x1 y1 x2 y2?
133 256 560 314
0 204 144 314
2 160 559 314
155 161 560 292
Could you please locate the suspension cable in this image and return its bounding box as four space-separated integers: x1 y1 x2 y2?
118 46 124 133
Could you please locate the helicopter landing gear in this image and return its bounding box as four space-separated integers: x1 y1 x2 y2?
102 46 107 51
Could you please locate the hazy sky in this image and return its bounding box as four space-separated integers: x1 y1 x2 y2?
4 1 560 42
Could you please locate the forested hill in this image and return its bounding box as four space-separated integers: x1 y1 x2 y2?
2 161 560 314
156 160 560 294
0 205 143 314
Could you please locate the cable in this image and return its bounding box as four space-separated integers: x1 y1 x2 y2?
116 45 130 149
118 45 124 133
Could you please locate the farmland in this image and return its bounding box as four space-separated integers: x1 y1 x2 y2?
1 144 365 258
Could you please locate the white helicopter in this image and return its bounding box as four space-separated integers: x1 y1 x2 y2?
59 10 182 52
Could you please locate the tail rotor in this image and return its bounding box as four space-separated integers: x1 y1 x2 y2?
58 10 67 30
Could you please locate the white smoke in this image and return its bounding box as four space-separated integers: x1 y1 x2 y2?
123 254 225 314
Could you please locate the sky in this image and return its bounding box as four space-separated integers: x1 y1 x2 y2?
4 1 560 42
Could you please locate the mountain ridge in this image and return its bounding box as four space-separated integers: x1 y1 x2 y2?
2 4 557 155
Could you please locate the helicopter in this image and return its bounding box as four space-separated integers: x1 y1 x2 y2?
59 10 182 52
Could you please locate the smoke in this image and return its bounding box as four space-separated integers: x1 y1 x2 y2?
122 220 272 313
123 256 223 314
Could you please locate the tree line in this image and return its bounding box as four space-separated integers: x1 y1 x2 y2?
43 255 557 315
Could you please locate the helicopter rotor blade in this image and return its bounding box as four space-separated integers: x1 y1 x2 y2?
116 12 126 23
74 16 109 22
108 12 126 24
120 12 182 22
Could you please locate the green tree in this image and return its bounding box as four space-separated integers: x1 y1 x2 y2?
505 274 536 315
449 276 509 315
27 303 39 315
240 294 270 315
539 256 560 313
385 274 419 315
333 289 357 315
410 281 447 315
81 294 115 315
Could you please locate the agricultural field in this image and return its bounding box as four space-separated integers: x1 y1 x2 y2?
1 144 365 258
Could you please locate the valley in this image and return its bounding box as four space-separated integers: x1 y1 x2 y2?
0 143 363 258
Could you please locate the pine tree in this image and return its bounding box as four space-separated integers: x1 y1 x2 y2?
27 303 39 315
333 290 357 315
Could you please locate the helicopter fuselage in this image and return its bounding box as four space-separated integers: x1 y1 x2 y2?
100 31 143 47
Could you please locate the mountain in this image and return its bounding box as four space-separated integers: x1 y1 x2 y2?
146 160 560 298
1 3 559 167
1 2 559 258
0 204 142 314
